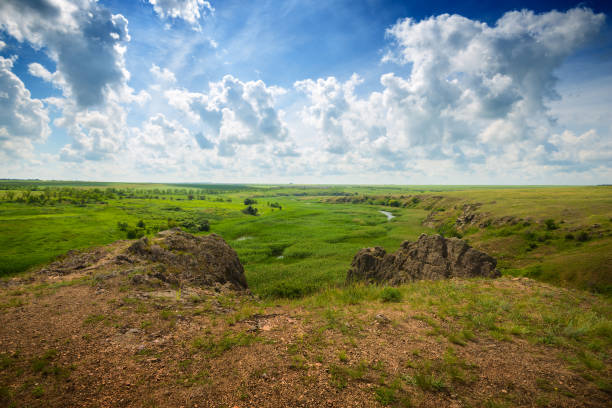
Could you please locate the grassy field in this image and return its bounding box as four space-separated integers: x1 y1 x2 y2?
0 181 611 407
0 181 611 296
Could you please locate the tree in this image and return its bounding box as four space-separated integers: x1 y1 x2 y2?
242 205 258 216
244 198 257 205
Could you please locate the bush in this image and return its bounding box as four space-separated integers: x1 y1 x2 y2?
380 287 402 303
126 229 145 239
137 219 146 228
565 233 574 240
544 219 558 230
180 217 210 232
242 205 258 216
244 198 257 205
577 231 590 242
117 221 128 231
374 386 397 405
437 223 462 238
266 282 315 299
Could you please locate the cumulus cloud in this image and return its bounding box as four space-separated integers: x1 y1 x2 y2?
296 7 607 174
0 0 154 164
166 75 289 156
0 56 50 158
0 0 133 109
28 62 56 83
148 0 213 28
150 64 177 85
56 101 127 162
295 74 361 154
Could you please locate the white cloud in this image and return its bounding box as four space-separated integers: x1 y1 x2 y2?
28 62 55 83
148 0 213 28
0 0 133 109
294 74 362 154
0 40 5 50
56 101 127 162
0 0 154 164
150 64 177 84
166 75 289 156
0 56 50 158
295 7 607 176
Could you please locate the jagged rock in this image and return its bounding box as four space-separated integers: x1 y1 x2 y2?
126 229 248 290
347 234 500 285
38 248 107 275
374 314 391 324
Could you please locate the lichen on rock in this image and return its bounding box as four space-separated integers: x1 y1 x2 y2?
126 228 248 290
347 233 500 285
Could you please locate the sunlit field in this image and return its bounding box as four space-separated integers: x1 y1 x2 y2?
1 181 610 296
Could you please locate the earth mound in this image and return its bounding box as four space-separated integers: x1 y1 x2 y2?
127 228 248 290
347 233 500 285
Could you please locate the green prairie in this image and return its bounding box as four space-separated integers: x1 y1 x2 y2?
0 181 611 296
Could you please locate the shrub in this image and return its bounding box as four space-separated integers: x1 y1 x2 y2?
380 287 402 303
577 231 590 242
266 282 315 299
374 386 397 405
117 221 128 231
127 229 145 239
544 219 558 230
244 198 257 205
437 223 462 238
565 233 574 240
137 220 146 228
242 205 258 216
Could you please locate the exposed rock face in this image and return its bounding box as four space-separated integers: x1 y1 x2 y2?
347 234 500 285
127 228 248 290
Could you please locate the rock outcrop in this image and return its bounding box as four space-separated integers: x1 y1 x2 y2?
127 228 248 290
347 234 500 285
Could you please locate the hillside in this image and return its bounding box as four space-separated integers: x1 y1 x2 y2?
1 184 611 407
1 232 611 407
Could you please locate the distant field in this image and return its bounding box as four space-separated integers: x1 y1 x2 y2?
0 181 610 296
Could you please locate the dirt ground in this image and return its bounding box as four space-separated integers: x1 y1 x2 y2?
0 243 610 408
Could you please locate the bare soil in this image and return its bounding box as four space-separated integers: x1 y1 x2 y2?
0 243 610 408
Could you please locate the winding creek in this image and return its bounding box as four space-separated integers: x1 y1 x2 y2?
379 210 395 221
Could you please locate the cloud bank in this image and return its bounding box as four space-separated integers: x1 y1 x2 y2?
0 3 609 183
295 8 607 180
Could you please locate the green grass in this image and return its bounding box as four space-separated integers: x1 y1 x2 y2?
0 183 610 299
192 331 260 357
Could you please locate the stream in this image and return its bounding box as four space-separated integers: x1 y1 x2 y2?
379 210 395 221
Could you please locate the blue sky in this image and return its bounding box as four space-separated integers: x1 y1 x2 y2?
1 0 611 184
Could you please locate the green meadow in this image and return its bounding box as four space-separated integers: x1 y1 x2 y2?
0 181 611 297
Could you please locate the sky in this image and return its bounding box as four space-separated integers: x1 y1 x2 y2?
0 0 611 184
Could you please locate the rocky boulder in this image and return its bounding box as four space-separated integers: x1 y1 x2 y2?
347 234 500 285
127 228 248 290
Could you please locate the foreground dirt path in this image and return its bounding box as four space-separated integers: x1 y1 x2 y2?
1 246 610 407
